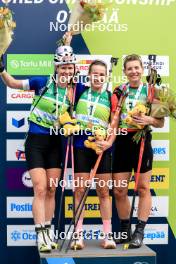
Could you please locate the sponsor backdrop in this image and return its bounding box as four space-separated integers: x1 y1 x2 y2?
0 1 176 264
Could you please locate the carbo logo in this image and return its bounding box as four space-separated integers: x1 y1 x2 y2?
11 91 34 99
11 231 21 241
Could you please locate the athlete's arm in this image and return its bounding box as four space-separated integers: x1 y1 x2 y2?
150 117 165 128
63 32 73 46
96 94 120 152
0 55 26 89
132 115 165 128
0 70 24 89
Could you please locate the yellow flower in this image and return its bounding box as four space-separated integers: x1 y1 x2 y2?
0 19 4 29
0 7 4 15
3 7 10 16
11 21 16 29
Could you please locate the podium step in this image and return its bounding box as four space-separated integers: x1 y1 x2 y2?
40 240 156 264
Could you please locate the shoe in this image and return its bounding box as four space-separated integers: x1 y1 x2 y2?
36 228 51 253
70 231 84 250
127 220 146 249
45 226 58 250
101 233 116 249
115 219 132 244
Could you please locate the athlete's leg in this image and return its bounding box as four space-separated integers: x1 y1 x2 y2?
113 172 131 219
45 168 62 222
44 168 62 249
113 172 132 243
96 173 112 221
29 168 47 224
137 170 152 221
96 173 116 249
29 168 51 252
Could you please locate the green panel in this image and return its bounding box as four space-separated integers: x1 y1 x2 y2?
7 54 54 75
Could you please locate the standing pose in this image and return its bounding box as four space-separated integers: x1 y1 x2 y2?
0 45 77 253
98 54 164 248
70 59 116 250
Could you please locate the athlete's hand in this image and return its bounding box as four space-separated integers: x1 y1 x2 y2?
63 32 73 46
96 140 112 153
132 115 154 126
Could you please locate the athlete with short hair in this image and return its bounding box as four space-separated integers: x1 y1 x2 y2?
98 54 164 248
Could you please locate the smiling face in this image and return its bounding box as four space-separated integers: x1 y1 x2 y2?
56 64 75 87
124 60 144 87
89 64 107 92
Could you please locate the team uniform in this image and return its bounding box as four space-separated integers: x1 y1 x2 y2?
70 83 116 250
74 83 112 174
23 76 70 170
1 45 78 254
112 83 153 173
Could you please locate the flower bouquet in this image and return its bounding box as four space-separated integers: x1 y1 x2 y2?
133 85 176 143
151 86 176 119
0 5 16 56
68 0 108 35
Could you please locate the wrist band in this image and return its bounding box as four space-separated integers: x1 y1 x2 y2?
0 66 5 73
0 69 5 75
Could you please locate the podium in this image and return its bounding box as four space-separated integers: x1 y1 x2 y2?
40 240 156 264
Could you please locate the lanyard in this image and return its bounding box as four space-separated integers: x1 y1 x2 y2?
87 87 104 120
126 82 144 111
56 87 68 118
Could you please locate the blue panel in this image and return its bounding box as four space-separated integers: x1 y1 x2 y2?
46 258 75 264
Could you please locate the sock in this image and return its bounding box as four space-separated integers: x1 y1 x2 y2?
103 219 111 235
45 221 51 229
120 219 130 225
76 219 83 232
35 223 45 231
136 219 147 233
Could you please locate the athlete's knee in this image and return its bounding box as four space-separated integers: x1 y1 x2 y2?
96 187 109 199
46 186 56 197
75 187 85 197
113 187 128 199
34 184 47 199
138 185 151 197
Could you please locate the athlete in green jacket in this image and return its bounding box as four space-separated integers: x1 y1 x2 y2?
0 44 77 253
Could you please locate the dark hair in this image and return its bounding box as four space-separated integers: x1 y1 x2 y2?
88 60 107 75
123 54 143 70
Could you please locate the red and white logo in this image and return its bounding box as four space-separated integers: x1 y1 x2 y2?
7 87 34 104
